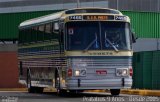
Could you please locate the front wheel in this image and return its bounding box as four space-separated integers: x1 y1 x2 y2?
27 70 43 93
69 90 83 93
110 89 120 95
27 71 35 93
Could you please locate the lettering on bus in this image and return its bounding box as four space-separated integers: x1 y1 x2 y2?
69 15 83 20
89 52 113 56
83 15 108 20
115 16 127 21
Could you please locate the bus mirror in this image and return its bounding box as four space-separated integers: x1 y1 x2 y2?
132 32 137 43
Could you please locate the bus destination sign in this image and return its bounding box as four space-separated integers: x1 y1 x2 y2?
68 15 114 21
83 15 108 20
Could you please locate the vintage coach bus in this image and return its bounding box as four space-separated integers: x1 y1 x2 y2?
18 8 136 95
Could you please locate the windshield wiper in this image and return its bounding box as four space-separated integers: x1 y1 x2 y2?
84 33 98 51
105 31 119 52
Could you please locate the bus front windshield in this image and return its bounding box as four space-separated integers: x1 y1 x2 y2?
66 21 131 51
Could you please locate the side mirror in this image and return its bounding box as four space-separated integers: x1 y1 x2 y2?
132 32 138 43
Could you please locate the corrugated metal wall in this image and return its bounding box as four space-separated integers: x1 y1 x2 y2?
133 51 160 89
0 10 160 40
122 11 160 38
0 10 58 40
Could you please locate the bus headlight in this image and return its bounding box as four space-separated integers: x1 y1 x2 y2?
116 68 128 76
74 69 86 77
75 70 80 76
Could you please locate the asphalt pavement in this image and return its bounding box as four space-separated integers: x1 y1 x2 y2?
0 91 160 102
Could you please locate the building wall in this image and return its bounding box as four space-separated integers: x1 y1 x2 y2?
0 44 24 88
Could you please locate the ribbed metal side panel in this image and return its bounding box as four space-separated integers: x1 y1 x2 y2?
21 58 66 68
18 48 67 68
142 52 153 89
152 51 160 89
122 11 160 38
133 51 160 90
132 53 143 88
19 50 60 57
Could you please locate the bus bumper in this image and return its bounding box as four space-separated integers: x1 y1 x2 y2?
66 78 132 90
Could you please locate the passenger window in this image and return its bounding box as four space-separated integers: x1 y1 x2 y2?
45 23 52 34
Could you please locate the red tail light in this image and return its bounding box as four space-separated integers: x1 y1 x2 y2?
129 68 133 76
68 68 72 77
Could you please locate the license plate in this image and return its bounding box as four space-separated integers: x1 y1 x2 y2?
96 70 107 75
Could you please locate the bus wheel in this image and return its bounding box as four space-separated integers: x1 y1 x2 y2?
27 78 43 93
35 87 44 93
69 90 83 93
57 89 67 96
27 76 35 93
110 89 120 96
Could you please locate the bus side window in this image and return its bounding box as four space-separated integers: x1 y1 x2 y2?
19 29 25 44
30 27 35 42
60 22 64 44
25 28 31 43
38 25 45 41
45 23 52 41
31 27 38 42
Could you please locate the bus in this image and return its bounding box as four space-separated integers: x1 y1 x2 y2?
18 7 136 95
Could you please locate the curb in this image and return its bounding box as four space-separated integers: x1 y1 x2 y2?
121 89 160 96
0 88 56 92
0 88 27 91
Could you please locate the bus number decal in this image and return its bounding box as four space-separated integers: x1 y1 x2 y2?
115 16 127 20
69 16 82 20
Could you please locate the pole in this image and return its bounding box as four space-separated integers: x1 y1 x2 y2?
117 0 119 10
77 0 80 8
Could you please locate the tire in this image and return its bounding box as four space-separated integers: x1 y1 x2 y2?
27 76 35 93
27 69 44 93
57 89 67 96
69 90 83 94
35 87 44 93
110 89 120 96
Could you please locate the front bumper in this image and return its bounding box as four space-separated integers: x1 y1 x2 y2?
66 78 132 90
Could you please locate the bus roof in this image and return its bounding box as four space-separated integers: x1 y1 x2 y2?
65 7 122 15
19 8 123 29
19 11 64 29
